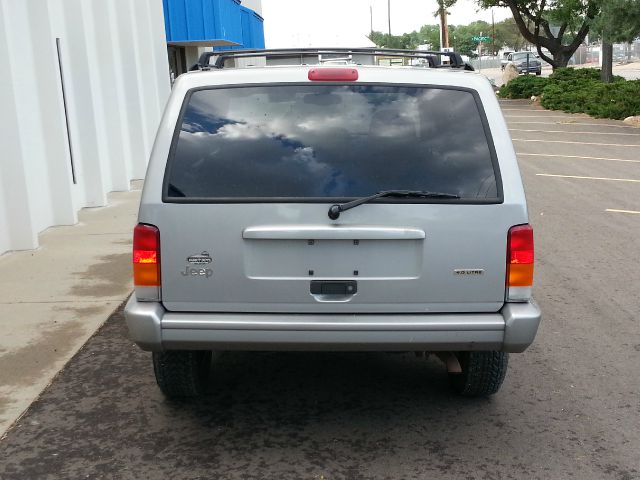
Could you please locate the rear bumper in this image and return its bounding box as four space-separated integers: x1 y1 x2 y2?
124 297 541 353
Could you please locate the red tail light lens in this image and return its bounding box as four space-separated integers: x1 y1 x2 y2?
308 68 359 81
507 224 534 300
133 224 160 287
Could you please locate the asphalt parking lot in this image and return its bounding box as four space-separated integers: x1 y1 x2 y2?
1 101 639 480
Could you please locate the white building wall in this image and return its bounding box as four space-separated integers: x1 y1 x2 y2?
0 0 170 255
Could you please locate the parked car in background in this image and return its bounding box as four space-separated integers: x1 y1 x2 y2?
505 52 542 75
500 51 514 70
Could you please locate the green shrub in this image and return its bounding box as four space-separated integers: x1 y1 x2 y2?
498 75 549 99
541 77 640 120
496 67 639 119
548 67 625 83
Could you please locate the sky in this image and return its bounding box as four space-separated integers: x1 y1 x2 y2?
262 0 512 48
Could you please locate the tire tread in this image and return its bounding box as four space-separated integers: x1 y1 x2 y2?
152 351 211 398
451 351 508 397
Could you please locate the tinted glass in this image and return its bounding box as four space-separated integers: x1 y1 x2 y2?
166 85 499 200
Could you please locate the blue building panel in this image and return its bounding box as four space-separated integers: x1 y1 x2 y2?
201 0 216 39
240 7 251 46
213 0 243 45
237 6 265 49
251 11 265 48
162 0 262 47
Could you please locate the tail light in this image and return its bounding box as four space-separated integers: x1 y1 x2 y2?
133 223 160 301
506 224 534 302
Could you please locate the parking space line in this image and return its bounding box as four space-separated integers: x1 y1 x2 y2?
518 153 640 164
512 138 640 147
504 115 579 119
508 121 637 129
605 209 640 214
536 174 640 183
510 128 640 136
501 108 568 112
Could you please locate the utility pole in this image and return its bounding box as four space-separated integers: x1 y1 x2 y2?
370 5 373 33
437 2 449 49
492 9 496 56
388 0 391 36
478 31 482 72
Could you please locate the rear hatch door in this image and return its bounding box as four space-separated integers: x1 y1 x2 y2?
155 82 516 313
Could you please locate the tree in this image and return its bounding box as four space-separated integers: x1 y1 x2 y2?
450 26 482 56
494 17 529 51
367 18 527 59
368 31 420 49
419 24 441 48
477 0 600 69
435 0 458 48
591 0 640 82
451 21 492 56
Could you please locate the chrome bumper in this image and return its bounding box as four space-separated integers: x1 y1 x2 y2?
124 297 541 353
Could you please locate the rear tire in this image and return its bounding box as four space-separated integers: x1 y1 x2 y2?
536 71 542 76
449 351 508 397
152 350 212 398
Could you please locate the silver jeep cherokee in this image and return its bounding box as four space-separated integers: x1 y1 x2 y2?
125 49 541 398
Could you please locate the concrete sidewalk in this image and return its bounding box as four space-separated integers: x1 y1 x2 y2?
0 183 141 436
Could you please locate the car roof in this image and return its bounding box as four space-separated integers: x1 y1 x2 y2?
176 64 492 93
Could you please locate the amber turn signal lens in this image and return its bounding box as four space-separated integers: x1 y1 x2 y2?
133 224 160 287
507 224 534 288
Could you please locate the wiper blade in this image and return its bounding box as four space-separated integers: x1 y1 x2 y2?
328 190 460 220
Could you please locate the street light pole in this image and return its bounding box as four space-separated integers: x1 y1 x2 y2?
388 0 391 36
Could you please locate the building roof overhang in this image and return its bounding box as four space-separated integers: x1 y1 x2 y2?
167 39 241 47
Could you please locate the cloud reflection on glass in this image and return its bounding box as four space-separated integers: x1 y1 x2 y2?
167 85 498 200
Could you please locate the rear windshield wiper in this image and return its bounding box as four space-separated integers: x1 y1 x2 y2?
328 190 460 220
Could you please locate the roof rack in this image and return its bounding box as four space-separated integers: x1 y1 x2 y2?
190 48 474 71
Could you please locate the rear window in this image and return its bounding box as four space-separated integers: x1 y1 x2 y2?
164 85 501 202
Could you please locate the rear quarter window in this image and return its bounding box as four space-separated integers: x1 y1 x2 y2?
164 84 502 202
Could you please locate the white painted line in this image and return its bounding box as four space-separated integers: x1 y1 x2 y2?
508 121 636 129
505 115 576 119
510 128 640 136
501 109 553 112
518 153 640 164
605 209 640 214
536 174 640 183
512 138 640 147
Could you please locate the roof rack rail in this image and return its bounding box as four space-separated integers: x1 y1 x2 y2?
190 48 474 71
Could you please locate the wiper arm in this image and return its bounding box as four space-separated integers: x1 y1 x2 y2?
328 190 460 220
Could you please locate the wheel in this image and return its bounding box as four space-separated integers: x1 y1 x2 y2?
449 351 508 397
152 350 212 398
536 71 542 76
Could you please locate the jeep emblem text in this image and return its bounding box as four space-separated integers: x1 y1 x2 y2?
181 267 213 278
